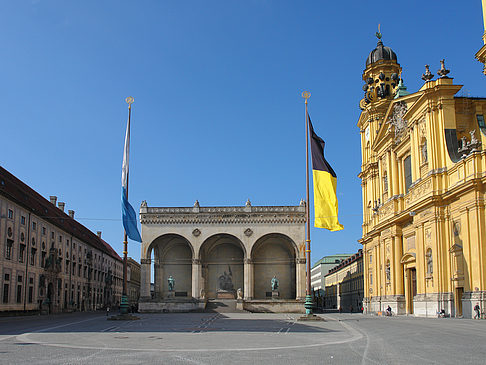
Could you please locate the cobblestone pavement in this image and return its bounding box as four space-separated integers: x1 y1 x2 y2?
0 312 485 364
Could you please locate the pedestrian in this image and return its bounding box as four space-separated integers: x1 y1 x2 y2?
474 303 480 319
106 305 110 317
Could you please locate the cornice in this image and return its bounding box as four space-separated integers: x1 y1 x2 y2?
140 205 306 225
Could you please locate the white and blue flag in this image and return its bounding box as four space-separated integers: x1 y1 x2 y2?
121 116 142 242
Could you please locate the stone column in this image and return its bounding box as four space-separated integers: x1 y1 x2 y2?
296 258 306 300
154 264 161 298
140 258 151 298
243 258 254 300
192 259 201 298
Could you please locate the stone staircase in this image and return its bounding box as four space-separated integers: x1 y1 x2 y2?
205 299 246 313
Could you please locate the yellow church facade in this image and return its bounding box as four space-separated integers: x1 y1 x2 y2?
358 32 486 317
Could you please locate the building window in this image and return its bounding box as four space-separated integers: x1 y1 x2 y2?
8 209 13 219
3 274 10 304
32 222 37 231
370 272 373 286
19 244 25 263
3 283 9 303
51 232 54 239
383 173 388 193
41 251 47 268
42 227 46 235
59 235 62 243
20 216 26 225
5 239 13 260
28 286 33 303
16 284 22 303
404 155 412 193
369 253 372 264
30 248 37 266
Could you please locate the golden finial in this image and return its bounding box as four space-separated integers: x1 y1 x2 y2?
302 91 311 104
125 96 134 107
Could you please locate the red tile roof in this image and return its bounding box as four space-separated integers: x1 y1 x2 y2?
0 166 122 262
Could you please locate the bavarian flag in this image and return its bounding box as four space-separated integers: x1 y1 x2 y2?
308 115 344 231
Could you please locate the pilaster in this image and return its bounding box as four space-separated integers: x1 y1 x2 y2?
243 258 254 300
140 259 151 298
296 258 306 299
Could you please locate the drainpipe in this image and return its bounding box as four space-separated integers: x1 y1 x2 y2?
23 213 31 312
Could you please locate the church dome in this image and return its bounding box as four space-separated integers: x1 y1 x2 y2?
366 39 397 67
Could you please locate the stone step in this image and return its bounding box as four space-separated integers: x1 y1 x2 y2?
205 299 246 313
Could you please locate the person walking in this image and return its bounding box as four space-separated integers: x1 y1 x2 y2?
474 303 480 319
106 305 111 317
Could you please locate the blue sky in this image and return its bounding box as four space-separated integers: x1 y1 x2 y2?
1 1 484 265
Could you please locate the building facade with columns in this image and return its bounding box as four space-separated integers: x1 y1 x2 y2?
0 166 123 314
358 33 486 317
138 200 306 312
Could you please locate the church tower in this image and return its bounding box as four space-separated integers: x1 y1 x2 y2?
475 0 486 74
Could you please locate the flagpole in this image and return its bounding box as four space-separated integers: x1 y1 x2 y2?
302 91 313 316
120 96 134 315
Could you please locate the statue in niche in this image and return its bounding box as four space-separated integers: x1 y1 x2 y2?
167 275 175 292
218 265 234 291
237 288 243 300
271 275 279 291
422 140 428 163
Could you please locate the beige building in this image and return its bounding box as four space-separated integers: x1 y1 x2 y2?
0 166 123 313
311 254 352 308
358 31 486 317
138 200 306 313
324 250 363 312
127 257 140 310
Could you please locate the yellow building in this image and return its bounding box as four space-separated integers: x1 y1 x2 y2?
358 33 486 317
476 0 486 75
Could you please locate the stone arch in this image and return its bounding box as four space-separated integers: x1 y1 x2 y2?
199 233 246 299
144 233 194 260
251 233 297 299
149 234 194 298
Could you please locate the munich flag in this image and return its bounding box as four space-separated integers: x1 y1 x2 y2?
308 115 343 231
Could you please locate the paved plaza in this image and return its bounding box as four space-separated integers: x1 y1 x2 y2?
0 311 485 364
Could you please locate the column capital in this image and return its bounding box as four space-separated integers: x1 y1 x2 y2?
244 258 253 264
140 258 151 264
296 258 306 264
192 259 201 265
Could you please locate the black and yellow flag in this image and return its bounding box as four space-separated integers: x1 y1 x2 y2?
308 116 344 231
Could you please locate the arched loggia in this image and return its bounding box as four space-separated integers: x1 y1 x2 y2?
147 234 194 298
199 234 246 299
251 233 297 299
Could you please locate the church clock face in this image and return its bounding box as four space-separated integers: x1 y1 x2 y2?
365 126 370 141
